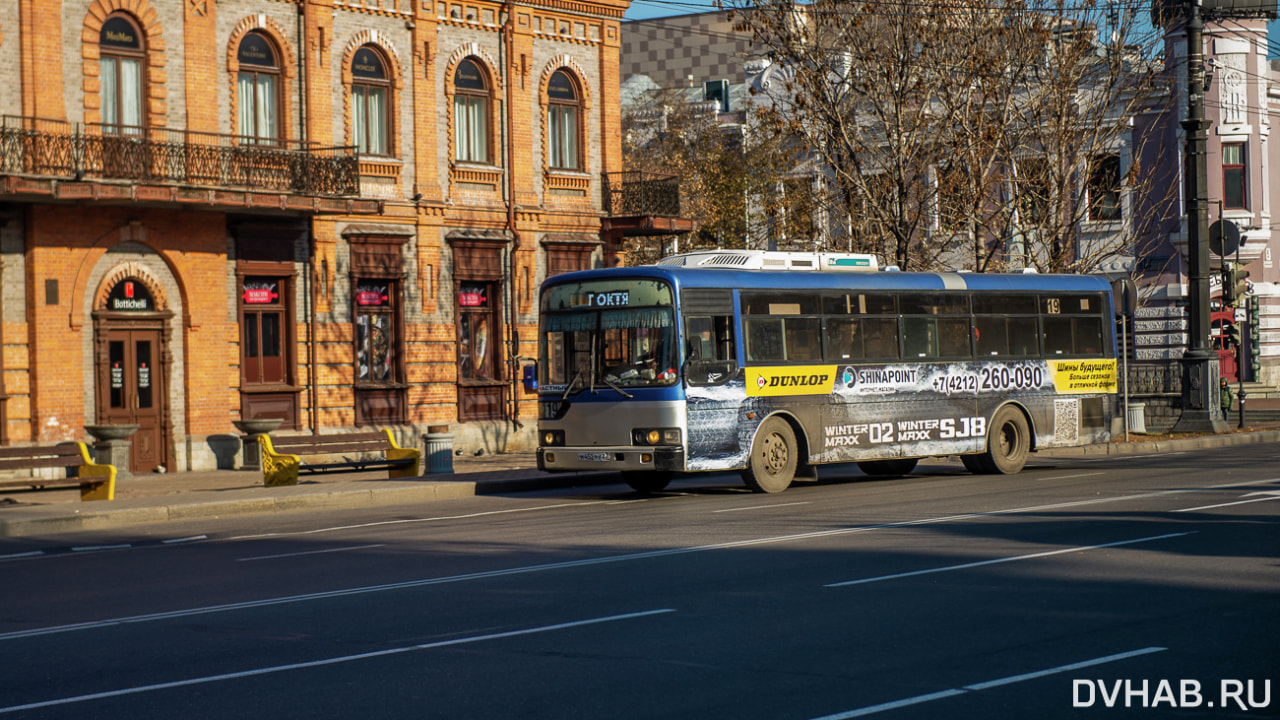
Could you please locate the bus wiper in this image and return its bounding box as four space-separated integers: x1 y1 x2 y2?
599 375 634 399
561 370 584 401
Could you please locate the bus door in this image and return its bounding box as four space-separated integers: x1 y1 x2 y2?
681 289 741 464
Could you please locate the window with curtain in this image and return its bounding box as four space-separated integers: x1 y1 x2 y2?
547 70 581 170
453 58 490 164
237 32 281 145
100 15 145 135
352 45 391 156
1223 142 1247 210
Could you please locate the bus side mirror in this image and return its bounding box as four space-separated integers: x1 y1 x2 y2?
522 363 538 392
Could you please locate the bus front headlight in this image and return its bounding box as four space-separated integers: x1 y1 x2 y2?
632 428 681 446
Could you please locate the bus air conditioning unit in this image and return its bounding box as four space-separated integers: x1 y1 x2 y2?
655 250 879 272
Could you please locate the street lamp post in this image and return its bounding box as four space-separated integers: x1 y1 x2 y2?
1173 0 1229 433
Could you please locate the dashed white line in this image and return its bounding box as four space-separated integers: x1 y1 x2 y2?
0 608 676 715
713 501 811 513
807 647 1167 719
825 532 1196 587
70 544 131 553
236 544 386 562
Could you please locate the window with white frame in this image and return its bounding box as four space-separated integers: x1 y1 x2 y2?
454 58 490 164
237 32 281 144
547 70 581 170
351 45 392 156
1223 142 1247 210
100 15 145 135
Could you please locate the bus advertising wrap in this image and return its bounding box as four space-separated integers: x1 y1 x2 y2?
746 359 1116 398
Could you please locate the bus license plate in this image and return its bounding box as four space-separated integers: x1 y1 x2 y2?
578 452 613 462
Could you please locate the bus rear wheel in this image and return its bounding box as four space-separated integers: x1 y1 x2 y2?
981 406 1030 474
856 458 918 477
742 416 797 494
622 471 672 494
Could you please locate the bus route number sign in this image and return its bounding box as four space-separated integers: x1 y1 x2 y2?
586 291 629 307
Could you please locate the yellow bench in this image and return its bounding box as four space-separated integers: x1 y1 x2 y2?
259 429 420 487
0 442 117 501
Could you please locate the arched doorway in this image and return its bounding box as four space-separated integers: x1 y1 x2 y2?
92 270 174 473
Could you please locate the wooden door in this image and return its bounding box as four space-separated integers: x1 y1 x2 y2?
102 328 166 472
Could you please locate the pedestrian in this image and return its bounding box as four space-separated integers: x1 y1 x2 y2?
1220 378 1233 420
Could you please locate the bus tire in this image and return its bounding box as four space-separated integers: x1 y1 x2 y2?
622 471 672 494
856 458 918 477
982 406 1030 474
742 416 797 494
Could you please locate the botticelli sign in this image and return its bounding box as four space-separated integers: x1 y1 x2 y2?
106 279 153 311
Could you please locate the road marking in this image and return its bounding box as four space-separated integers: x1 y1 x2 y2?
70 544 132 553
227 501 615 540
236 544 386 562
3 479 1273 641
826 532 1195 587
713 501 811 513
1036 472 1103 481
806 647 1166 719
0 609 675 715
162 535 207 544
0 550 46 561
1175 491 1280 513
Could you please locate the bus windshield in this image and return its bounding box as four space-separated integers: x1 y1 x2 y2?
540 279 678 393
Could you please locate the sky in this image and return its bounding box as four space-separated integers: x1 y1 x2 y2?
621 0 1280 58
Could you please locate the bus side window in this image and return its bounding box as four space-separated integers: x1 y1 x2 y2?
685 315 738 385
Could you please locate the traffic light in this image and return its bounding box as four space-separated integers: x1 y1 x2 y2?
1221 263 1250 307
1250 296 1261 378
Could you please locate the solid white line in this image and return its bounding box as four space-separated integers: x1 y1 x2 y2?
1037 472 1104 481
1175 496 1280 512
713 501 811 513
0 609 675 715
5 479 1272 641
825 532 1196 588
236 544 386 562
806 647 1166 719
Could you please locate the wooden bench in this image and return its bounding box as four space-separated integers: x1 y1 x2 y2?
0 442 117 501
258 429 420 487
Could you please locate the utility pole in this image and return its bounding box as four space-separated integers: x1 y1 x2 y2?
1173 0 1229 433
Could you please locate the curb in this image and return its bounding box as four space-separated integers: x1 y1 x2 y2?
0 471 620 539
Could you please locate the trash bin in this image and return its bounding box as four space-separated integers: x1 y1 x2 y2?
1126 403 1146 434
424 425 454 474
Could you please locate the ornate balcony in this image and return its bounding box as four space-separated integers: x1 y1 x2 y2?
0 117 379 214
602 171 694 236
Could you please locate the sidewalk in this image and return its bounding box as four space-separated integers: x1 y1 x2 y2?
3 427 1279 539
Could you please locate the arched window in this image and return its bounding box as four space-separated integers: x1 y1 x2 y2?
100 15 146 135
237 32 282 144
453 58 490 164
351 45 391 156
547 70 581 170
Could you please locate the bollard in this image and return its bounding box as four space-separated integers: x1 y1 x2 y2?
424 425 454 474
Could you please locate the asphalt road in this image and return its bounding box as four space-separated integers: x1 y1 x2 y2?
2 445 1278 719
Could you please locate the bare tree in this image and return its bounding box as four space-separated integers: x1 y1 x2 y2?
729 0 1175 273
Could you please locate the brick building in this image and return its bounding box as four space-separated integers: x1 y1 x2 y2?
0 0 643 473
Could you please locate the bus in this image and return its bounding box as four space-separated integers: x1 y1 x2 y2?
535 250 1118 493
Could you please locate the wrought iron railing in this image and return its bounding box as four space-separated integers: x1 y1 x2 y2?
603 171 682 217
0 117 360 196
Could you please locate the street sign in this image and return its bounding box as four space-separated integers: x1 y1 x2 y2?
1209 219 1241 256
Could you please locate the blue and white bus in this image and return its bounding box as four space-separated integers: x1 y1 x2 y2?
536 250 1118 493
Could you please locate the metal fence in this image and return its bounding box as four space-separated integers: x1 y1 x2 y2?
0 117 360 196
603 171 682 217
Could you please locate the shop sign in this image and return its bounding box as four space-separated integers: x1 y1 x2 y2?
460 284 488 307
243 279 279 304
111 362 124 389
356 283 389 306
138 362 151 389
107 279 152 311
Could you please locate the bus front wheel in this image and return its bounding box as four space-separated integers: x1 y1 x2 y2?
622 471 672 494
742 416 797 493
981 406 1030 474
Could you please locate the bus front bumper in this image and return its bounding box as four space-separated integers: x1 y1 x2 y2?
537 447 684 473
